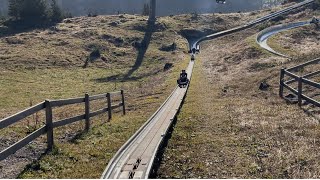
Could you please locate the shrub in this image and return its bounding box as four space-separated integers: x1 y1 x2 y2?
159 42 177 52
7 0 69 27
313 0 320 9
49 0 64 23
88 12 98 17
9 0 48 22
0 15 5 23
90 49 101 60
142 3 150 16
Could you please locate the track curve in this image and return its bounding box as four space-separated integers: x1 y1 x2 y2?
193 0 314 48
101 0 315 179
257 20 313 58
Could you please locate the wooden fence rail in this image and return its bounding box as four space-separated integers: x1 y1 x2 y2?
0 90 126 161
0 102 45 129
279 58 320 107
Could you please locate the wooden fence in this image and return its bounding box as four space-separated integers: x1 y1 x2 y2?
279 58 320 107
0 90 126 161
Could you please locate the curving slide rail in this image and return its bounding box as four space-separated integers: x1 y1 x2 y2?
101 0 315 179
194 0 314 48
257 20 313 58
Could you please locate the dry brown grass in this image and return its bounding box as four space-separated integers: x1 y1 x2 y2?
157 8 320 178
267 9 320 57
1 4 318 178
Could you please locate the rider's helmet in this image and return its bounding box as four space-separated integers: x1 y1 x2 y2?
182 70 186 73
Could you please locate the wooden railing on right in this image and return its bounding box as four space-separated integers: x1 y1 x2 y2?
280 58 320 107
0 90 126 161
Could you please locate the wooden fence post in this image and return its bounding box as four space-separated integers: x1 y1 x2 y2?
279 68 285 98
107 93 112 121
85 93 90 131
45 100 54 151
121 90 126 115
298 77 303 107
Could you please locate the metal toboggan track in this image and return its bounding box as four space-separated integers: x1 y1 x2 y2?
101 0 314 178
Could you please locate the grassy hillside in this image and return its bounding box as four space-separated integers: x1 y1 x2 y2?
0 14 190 178
157 8 320 178
0 3 318 178
0 9 270 178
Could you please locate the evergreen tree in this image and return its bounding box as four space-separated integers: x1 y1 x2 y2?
314 0 320 9
8 0 47 21
142 3 150 16
20 0 47 21
8 0 20 19
50 0 63 22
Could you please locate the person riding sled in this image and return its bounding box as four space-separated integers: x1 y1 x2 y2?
180 70 188 81
177 70 189 88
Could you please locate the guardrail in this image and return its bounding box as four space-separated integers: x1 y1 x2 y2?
0 90 126 161
279 58 320 107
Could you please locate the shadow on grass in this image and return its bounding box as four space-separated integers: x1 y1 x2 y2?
150 86 189 178
124 20 155 78
149 115 178 179
94 69 162 83
0 19 57 38
301 94 320 121
17 146 59 178
94 20 156 83
17 128 91 178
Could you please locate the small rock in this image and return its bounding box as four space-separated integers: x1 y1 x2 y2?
259 81 270 91
164 63 173 71
159 42 177 51
109 21 120 27
114 37 124 47
222 88 228 93
90 49 101 60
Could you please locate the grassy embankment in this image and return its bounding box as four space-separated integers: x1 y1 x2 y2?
0 14 189 178
158 7 320 179
0 10 270 178
1 5 317 178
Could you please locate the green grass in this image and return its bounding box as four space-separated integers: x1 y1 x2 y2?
15 55 190 178
0 68 114 108
246 35 273 57
0 13 192 178
267 34 298 57
18 114 147 178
